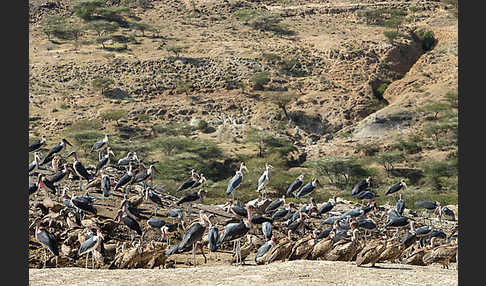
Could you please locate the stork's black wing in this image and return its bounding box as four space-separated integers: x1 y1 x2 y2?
101 175 110 197
122 215 142 235
351 180 368 196
178 223 205 251
286 179 303 196
29 140 44 152
318 202 334 215
37 230 59 256
176 192 198 205
177 177 197 192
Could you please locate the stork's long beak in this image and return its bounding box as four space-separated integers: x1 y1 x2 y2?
153 166 160 174
65 139 73 146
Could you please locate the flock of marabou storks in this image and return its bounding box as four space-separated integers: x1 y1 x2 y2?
28 134 459 270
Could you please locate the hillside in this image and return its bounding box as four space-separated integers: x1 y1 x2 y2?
28 0 458 207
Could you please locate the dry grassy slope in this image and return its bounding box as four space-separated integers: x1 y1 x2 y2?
28 0 457 165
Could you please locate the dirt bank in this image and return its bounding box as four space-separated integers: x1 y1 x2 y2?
29 260 457 286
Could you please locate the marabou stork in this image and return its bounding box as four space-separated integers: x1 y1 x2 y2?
207 214 219 259
114 163 135 194
217 205 253 264
175 210 210 265
189 173 207 191
132 164 158 187
118 152 138 168
71 192 97 219
265 195 286 214
295 178 319 200
176 169 200 192
351 177 371 196
100 170 111 198
47 163 71 187
67 151 94 191
29 135 47 152
91 134 109 159
385 215 410 237
78 228 104 269
225 201 248 218
95 147 115 175
257 163 273 198
271 203 293 221
176 190 207 219
356 190 377 205
415 200 441 222
39 138 72 166
441 206 455 221
286 174 304 197
115 207 143 243
255 236 276 264
144 187 164 216
395 193 405 216
287 210 310 238
262 221 273 241
40 174 57 196
226 162 248 203
321 215 340 226
385 179 407 196
120 198 149 221
29 174 44 196
32 217 59 268
318 196 337 216
340 208 364 220
29 152 42 174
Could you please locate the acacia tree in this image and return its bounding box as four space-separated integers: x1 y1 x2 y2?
374 151 405 175
308 156 371 188
266 91 300 121
246 128 273 158
85 20 119 37
92 77 115 95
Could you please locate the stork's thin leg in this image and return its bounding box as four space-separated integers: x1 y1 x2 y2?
86 252 89 268
43 248 47 268
201 244 207 264
92 251 94 269
192 243 196 266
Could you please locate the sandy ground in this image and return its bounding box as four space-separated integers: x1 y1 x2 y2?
29 260 457 286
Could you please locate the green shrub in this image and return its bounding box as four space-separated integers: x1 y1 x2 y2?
421 159 457 192
92 77 115 94
251 71 271 90
383 30 400 44
100 109 128 122
416 29 436 51
261 52 281 63
197 119 209 131
356 141 381 156
375 82 389 98
66 119 103 133
234 8 292 35
393 135 422 154
152 123 196 136
166 45 187 57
